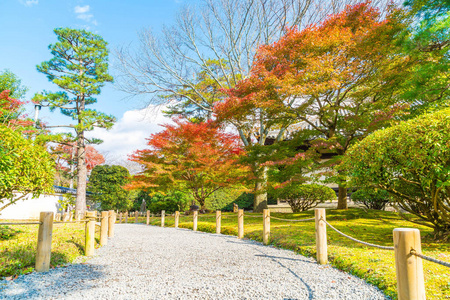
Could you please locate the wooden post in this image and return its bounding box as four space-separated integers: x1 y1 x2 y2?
108 210 115 238
119 212 123 223
233 203 238 213
193 211 198 231
55 213 61 221
85 211 96 256
63 212 69 222
100 211 108 246
161 210 165 227
146 210 150 225
216 210 221 234
69 211 73 221
393 228 425 300
263 209 270 245
125 211 128 223
135 211 139 223
315 208 327 265
35 212 54 272
175 211 180 228
238 209 244 239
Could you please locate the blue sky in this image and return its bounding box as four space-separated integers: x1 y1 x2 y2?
0 0 192 162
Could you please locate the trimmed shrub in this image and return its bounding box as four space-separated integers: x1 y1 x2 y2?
343 109 450 239
205 188 253 211
272 183 336 212
148 201 179 214
351 189 391 210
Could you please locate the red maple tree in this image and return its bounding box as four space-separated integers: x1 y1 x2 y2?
52 143 105 187
128 118 247 210
216 2 408 209
0 90 36 131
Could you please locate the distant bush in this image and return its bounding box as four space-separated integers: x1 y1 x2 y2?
223 192 254 211
205 188 253 211
351 189 391 210
134 191 190 214
272 183 336 212
148 201 179 214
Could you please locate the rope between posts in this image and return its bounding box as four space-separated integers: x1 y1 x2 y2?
243 215 263 218
54 220 89 224
410 250 450 268
270 216 315 222
323 219 395 250
0 222 42 225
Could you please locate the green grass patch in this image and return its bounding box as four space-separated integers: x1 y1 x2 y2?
0 221 101 279
145 209 450 300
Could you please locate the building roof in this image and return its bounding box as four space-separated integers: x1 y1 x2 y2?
53 186 93 196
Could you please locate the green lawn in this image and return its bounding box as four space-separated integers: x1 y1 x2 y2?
0 222 100 279
141 209 449 300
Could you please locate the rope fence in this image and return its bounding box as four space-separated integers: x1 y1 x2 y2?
410 249 450 268
132 206 447 300
322 219 395 251
1 210 116 273
0 222 42 225
270 216 315 222
53 220 89 224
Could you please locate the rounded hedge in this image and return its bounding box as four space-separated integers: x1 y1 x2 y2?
343 109 450 238
272 183 336 212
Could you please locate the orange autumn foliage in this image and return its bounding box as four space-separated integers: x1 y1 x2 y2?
128 118 247 209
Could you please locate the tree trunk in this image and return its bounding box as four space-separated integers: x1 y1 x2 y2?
253 166 268 212
337 185 348 209
75 132 87 214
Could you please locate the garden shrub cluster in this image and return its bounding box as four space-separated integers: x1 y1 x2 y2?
205 188 254 211
351 188 391 210
344 109 450 238
271 183 336 212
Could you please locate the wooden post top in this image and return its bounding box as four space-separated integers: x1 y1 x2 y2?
86 211 96 218
393 228 420 233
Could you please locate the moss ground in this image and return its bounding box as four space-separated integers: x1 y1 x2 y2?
0 221 100 279
141 209 449 300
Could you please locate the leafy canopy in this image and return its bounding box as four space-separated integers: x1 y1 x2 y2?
0 125 55 212
89 165 133 211
128 118 247 209
0 69 27 100
217 2 408 208
342 109 450 238
34 27 115 135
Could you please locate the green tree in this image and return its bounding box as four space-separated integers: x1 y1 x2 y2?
0 125 55 212
0 70 29 126
0 69 27 99
342 109 450 239
378 0 450 116
34 28 115 213
89 165 132 211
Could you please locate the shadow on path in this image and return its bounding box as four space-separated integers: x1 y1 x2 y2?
0 263 105 299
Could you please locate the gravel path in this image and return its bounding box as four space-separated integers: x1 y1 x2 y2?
0 224 389 299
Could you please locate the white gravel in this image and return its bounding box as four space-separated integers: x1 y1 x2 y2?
0 224 389 299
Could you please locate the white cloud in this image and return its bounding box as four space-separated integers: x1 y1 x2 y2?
86 105 173 164
74 5 90 14
19 0 38 6
74 5 97 26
